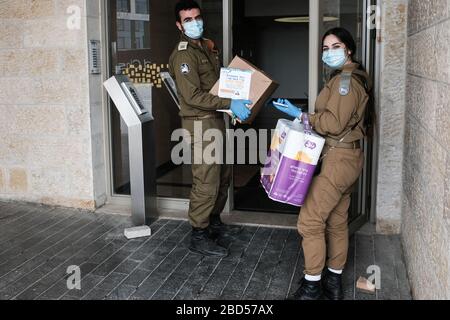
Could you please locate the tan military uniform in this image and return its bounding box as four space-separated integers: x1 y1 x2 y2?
299 63 371 276
169 34 232 229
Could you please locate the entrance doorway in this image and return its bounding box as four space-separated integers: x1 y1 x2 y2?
230 0 374 230
231 0 310 215
105 0 375 230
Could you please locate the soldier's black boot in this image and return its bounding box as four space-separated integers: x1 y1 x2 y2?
289 277 323 300
189 227 229 258
209 216 242 240
322 269 344 300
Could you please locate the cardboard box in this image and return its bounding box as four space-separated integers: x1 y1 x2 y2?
210 56 279 124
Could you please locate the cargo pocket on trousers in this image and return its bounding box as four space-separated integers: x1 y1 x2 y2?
334 152 364 193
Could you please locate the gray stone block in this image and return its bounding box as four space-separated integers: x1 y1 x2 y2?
408 0 448 34
436 20 450 83
406 75 438 133
436 81 450 149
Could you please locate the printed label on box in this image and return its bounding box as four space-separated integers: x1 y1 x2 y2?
218 67 252 100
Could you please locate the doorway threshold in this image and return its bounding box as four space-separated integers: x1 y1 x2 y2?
96 203 298 230
220 210 297 229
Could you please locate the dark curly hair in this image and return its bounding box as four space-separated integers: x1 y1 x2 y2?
175 0 201 22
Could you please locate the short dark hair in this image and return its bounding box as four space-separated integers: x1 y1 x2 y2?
175 0 201 22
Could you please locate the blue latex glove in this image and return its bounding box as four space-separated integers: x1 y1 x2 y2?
230 99 252 122
272 98 302 119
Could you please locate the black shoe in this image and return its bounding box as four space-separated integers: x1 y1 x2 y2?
209 216 242 240
289 277 322 300
322 269 344 300
189 228 229 258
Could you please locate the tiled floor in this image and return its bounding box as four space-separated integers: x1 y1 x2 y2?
0 201 412 300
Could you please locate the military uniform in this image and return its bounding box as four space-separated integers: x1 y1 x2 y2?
299 63 371 276
169 34 232 229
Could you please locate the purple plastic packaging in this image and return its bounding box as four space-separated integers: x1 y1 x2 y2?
261 118 325 207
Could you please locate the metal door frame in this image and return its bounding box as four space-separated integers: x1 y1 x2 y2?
350 0 378 232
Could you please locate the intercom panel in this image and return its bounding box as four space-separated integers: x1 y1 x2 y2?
120 81 148 116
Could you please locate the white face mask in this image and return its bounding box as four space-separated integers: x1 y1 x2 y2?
182 19 204 40
322 48 348 69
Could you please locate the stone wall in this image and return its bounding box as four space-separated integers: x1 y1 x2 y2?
402 0 450 299
375 0 408 234
0 0 106 209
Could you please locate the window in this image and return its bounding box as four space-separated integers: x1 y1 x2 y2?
135 0 149 14
117 0 130 13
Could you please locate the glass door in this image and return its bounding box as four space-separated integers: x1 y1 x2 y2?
107 0 224 208
317 0 376 231
108 0 190 201
311 0 376 231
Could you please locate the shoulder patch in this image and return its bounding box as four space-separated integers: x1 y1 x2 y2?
178 41 188 51
180 63 190 74
339 71 353 96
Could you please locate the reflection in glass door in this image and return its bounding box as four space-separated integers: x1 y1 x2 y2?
108 0 224 202
109 0 187 199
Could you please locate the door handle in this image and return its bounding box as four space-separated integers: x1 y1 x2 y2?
111 41 123 74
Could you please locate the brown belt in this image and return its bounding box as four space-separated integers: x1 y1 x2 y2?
182 114 223 121
325 138 361 149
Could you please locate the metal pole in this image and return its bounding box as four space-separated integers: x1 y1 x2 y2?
223 0 233 66
371 0 381 224
223 0 233 213
128 121 157 226
309 0 320 114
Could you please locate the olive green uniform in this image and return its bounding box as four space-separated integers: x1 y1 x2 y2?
169 34 232 229
299 63 371 276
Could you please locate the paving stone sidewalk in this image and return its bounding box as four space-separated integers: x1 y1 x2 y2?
0 201 412 300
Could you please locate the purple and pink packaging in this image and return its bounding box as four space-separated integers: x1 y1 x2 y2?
261 117 325 207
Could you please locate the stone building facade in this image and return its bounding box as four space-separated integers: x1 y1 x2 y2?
0 0 449 299
402 0 450 299
0 0 106 209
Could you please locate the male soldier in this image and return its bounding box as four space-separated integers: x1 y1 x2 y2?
169 0 252 257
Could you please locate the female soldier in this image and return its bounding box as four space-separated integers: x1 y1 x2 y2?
273 27 375 300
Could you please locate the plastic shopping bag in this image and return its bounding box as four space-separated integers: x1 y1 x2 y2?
260 116 325 207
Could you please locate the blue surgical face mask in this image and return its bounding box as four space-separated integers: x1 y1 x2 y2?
183 19 204 40
322 48 348 69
